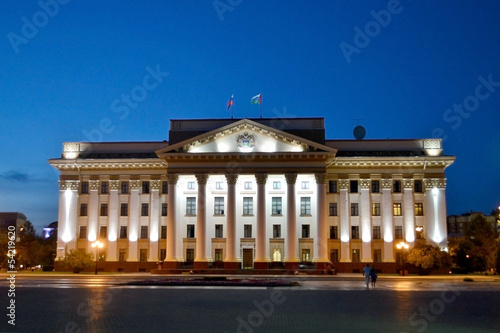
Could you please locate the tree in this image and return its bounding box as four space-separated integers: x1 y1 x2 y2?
60 249 94 273
407 242 449 271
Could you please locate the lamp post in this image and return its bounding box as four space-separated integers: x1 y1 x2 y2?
91 240 103 275
396 241 409 276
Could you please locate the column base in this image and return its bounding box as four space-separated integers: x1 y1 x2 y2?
253 261 269 270
193 261 209 270
223 261 240 270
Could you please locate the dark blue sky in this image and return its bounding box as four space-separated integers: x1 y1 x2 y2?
1 1 499 231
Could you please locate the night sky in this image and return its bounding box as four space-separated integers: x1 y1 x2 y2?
1 1 499 231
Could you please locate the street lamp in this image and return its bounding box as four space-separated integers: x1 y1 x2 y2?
396 241 409 276
91 240 103 275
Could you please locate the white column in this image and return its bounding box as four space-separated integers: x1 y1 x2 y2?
382 179 394 262
148 180 161 262
225 174 238 267
165 174 179 263
425 178 447 248
360 179 372 262
285 173 298 265
339 179 350 262
194 174 209 267
128 180 140 261
87 180 99 243
255 173 268 265
314 173 328 263
107 180 119 261
403 178 415 244
57 180 79 258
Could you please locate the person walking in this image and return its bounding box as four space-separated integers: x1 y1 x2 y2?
370 265 378 287
362 264 371 287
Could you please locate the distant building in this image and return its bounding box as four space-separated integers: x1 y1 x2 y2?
43 221 58 239
447 212 499 237
0 212 27 241
49 117 455 273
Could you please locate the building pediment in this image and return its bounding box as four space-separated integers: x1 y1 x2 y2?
156 119 337 156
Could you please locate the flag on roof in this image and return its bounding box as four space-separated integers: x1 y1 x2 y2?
250 94 262 105
227 95 234 111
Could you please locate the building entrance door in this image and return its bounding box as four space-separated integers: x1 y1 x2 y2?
242 249 253 269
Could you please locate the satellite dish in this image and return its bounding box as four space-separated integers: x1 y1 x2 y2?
353 125 366 140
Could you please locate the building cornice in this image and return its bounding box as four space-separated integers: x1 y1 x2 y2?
329 156 455 169
48 158 167 171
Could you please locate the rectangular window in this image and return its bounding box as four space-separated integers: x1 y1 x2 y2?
244 224 252 238
273 181 281 190
301 249 311 262
186 249 194 263
215 224 223 238
119 249 126 262
80 203 88 216
416 226 424 239
415 203 424 216
119 226 127 239
214 197 224 215
393 180 402 193
414 180 423 193
161 226 167 239
101 181 109 194
216 181 223 190
350 180 358 193
186 197 196 215
272 197 282 215
371 180 380 193
243 197 253 215
302 225 310 238
330 249 339 263
329 203 338 216
393 203 402 216
187 224 195 238
187 181 195 190
351 249 360 262
79 226 87 239
301 181 309 189
351 226 359 239
330 226 338 239
140 226 148 239
99 226 107 239
214 249 223 262
162 181 168 194
141 203 149 216
139 249 147 262
273 225 281 238
372 203 380 216
161 203 168 216
244 181 252 190
395 226 403 239
300 197 311 215
351 203 359 216
121 181 129 194
120 203 128 216
373 226 381 239
374 249 382 263
81 181 89 194
142 181 150 194
100 203 108 216
328 180 337 193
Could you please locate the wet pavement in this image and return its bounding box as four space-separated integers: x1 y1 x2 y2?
1 274 499 332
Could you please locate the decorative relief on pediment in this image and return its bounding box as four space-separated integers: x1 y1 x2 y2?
236 132 255 153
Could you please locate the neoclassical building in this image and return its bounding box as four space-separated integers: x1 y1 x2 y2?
49 117 455 273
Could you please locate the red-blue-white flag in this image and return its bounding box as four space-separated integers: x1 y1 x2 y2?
227 95 234 111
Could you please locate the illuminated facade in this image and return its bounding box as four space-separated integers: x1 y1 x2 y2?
49 118 455 272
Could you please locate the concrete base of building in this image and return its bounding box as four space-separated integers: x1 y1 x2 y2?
253 261 269 270
193 261 209 270
223 261 240 270
285 262 299 270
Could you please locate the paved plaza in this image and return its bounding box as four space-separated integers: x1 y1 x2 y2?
1 274 499 332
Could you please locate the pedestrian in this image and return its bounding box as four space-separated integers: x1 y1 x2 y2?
370 265 377 287
362 264 371 287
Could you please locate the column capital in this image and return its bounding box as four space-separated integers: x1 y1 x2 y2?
403 178 414 189
166 174 179 185
109 180 120 190
381 179 392 189
359 179 370 189
130 180 141 189
225 174 238 185
424 178 446 189
314 173 327 184
195 173 209 185
284 173 297 184
58 180 80 190
255 173 268 185
339 179 349 190
151 179 161 190
89 179 100 190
